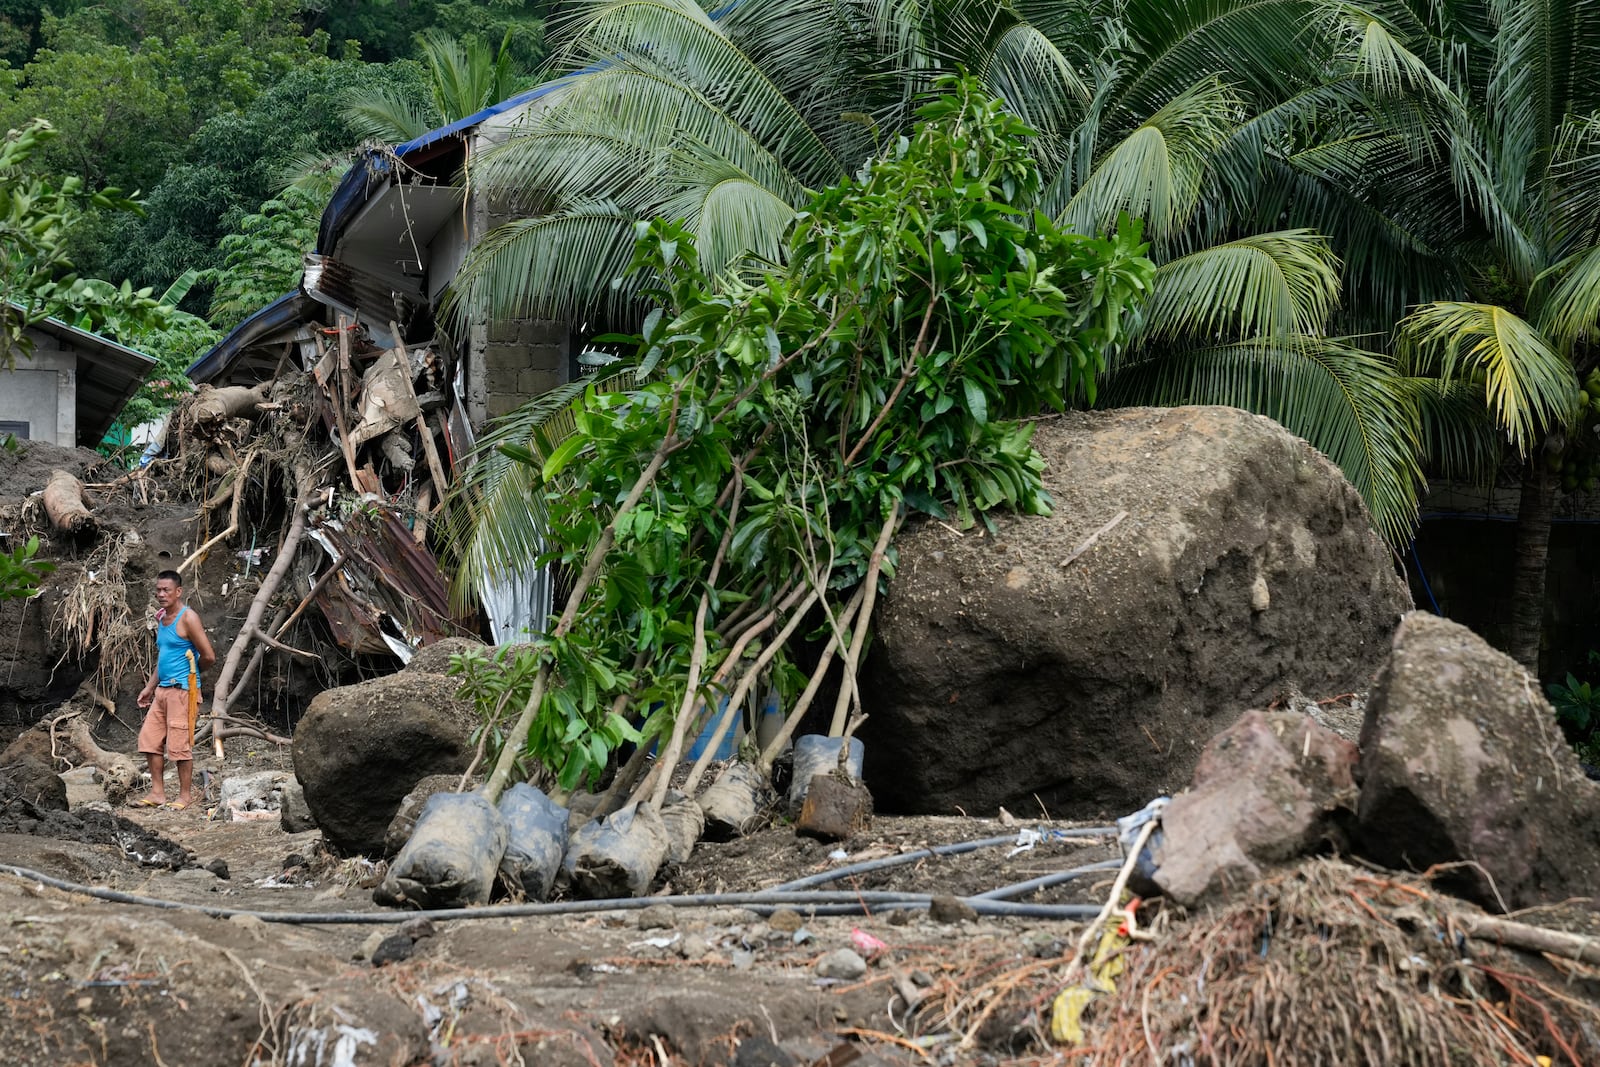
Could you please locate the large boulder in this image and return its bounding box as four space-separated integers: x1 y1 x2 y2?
860 406 1410 816
1356 612 1600 909
292 672 478 854
1152 710 1358 906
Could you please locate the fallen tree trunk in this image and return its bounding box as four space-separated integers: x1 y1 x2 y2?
206 452 316 758
49 711 140 803
190 381 272 425
42 470 94 534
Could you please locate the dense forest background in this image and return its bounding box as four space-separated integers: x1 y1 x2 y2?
0 0 549 421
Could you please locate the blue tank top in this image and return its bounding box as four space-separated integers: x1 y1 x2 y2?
157 606 196 686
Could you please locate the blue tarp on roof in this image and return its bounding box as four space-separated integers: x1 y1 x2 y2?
316 80 570 256
196 78 571 383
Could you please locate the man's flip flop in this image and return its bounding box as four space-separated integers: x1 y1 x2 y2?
165 801 191 812
131 797 164 808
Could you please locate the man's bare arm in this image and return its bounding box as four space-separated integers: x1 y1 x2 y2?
182 611 218 671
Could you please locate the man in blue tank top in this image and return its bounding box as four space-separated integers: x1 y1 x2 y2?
134 570 216 810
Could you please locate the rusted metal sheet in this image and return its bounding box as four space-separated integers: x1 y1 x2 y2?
311 510 478 656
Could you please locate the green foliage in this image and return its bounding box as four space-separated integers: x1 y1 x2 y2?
1548 652 1600 742
0 535 54 602
449 78 1153 792
0 0 329 191
202 187 321 330
92 58 428 294
0 118 140 369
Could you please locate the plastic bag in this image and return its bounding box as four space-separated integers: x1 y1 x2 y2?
698 761 766 839
374 792 506 909
659 790 706 866
562 801 670 898
496 783 569 902
787 735 863 813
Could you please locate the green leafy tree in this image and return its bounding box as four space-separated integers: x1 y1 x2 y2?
447 0 1429 541
201 187 321 329
0 118 139 370
93 58 428 301
0 1 328 192
448 79 1154 798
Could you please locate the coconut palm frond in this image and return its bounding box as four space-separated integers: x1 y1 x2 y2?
548 0 847 188
1534 244 1600 355
471 126 664 214
343 87 440 145
1102 335 1423 541
974 18 1091 139
1551 114 1600 250
658 149 804 274
1138 231 1341 346
1113 0 1328 119
1326 1 1457 101
442 202 648 328
1398 300 1577 455
1057 76 1239 242
1400 375 1504 484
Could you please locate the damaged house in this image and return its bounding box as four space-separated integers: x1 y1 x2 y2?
186 81 588 649
2 314 155 448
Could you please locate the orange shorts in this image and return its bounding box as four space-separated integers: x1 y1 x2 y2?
138 687 194 761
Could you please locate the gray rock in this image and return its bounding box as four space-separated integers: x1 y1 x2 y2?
1356 612 1600 909
860 407 1411 816
1153 710 1358 906
370 933 414 966
678 934 711 959
292 672 478 855
279 776 316 834
399 916 436 942
637 903 677 930
172 867 215 890
767 907 803 933
204 857 230 880
815 948 868 981
927 895 977 924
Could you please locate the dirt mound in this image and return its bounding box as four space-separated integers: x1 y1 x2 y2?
0 438 113 504
0 789 190 869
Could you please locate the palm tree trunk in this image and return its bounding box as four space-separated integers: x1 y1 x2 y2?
1508 462 1555 673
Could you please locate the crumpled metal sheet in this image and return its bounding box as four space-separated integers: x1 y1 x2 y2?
309 510 478 658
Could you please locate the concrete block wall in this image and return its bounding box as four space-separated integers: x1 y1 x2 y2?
482 319 569 420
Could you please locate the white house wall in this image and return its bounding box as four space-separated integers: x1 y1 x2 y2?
0 336 74 445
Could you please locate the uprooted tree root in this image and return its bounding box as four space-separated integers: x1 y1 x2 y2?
874 858 1600 1066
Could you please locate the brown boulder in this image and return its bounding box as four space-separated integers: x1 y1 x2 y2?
1152 710 1358 905
1356 612 1600 909
860 406 1410 816
292 672 478 855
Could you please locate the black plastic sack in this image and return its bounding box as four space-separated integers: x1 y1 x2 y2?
561 801 669 898
787 735 863 813
496 782 569 902
373 791 506 909
698 761 766 840
659 790 706 866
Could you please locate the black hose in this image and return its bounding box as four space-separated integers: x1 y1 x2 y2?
974 858 1123 900
767 825 1119 892
0 864 1100 922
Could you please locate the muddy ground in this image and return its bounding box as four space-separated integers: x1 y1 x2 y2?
0 740 1131 1067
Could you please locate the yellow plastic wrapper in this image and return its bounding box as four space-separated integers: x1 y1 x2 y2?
1050 915 1132 1044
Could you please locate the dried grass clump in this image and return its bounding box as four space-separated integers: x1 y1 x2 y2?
50 528 147 689
1082 858 1600 1067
